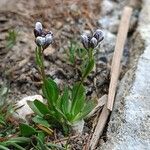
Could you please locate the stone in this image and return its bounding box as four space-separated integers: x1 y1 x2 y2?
15 95 44 120
55 21 63 29
72 119 85 134
108 19 120 34
99 0 150 149
98 16 120 34
43 46 55 56
101 0 116 15
102 30 116 51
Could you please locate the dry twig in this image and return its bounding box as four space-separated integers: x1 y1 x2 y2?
107 6 133 111
54 135 79 144
89 105 110 150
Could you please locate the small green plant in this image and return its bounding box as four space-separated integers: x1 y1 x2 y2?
19 123 65 150
67 41 87 65
0 84 29 150
0 83 65 150
0 122 65 150
28 22 104 134
0 84 14 131
0 137 30 150
6 29 18 49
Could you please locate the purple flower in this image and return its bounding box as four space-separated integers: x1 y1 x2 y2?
81 29 104 49
34 22 43 37
93 29 104 43
90 37 98 49
43 33 53 49
35 36 46 46
34 22 53 50
81 34 89 49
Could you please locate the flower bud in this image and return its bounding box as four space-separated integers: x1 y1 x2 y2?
34 22 53 50
47 31 53 36
34 22 43 37
81 34 89 49
35 22 43 31
93 29 104 43
35 36 46 46
45 33 53 45
90 37 98 48
43 33 53 49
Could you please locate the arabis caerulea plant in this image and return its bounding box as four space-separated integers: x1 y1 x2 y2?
80 29 104 79
28 22 104 134
81 29 104 50
34 22 53 50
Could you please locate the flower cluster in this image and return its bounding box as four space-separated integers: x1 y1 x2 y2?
81 29 104 49
34 22 53 50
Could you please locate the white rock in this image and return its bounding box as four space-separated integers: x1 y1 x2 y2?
15 95 43 120
108 19 120 34
99 16 119 33
72 119 85 134
101 0 116 15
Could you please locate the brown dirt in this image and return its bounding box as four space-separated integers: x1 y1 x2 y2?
0 1 110 149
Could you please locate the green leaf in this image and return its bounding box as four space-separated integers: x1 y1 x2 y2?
53 106 68 122
73 94 85 117
1 141 27 150
20 123 36 137
71 83 85 116
34 100 49 116
69 41 76 64
0 145 9 150
0 115 5 125
74 100 96 122
27 100 43 117
10 143 26 150
2 137 30 146
8 137 30 143
6 29 18 49
37 131 45 143
56 96 62 110
60 87 71 115
36 136 47 150
33 115 50 127
42 78 59 106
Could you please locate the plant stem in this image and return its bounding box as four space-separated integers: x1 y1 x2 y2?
38 46 46 80
71 48 94 113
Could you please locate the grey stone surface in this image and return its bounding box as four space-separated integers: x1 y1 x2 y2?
99 0 150 150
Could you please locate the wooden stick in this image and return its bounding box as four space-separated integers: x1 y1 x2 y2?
89 105 110 150
107 6 133 111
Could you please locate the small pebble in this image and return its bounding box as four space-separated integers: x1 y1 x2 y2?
101 0 116 15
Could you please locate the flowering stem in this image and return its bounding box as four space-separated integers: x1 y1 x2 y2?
71 48 94 113
35 46 46 80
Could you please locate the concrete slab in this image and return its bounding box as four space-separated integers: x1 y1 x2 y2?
99 0 150 149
